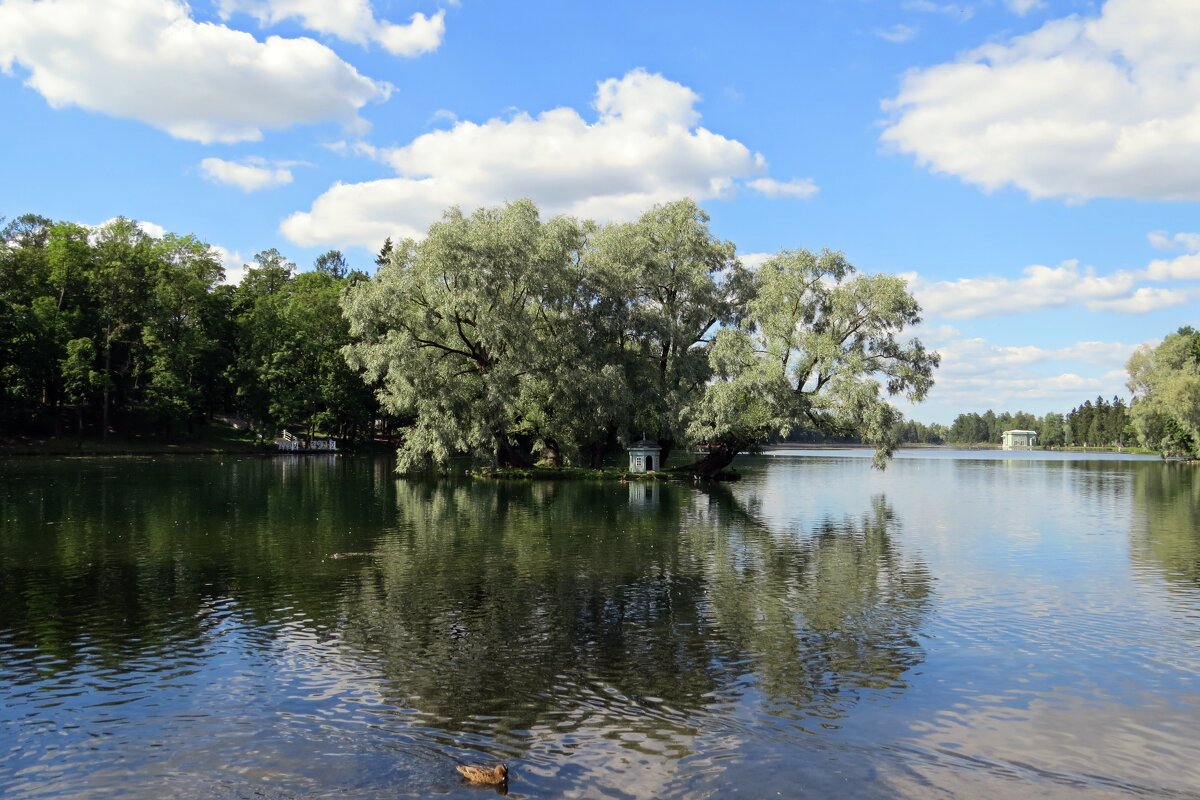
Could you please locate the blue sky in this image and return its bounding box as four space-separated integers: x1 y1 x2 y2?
2 0 1197 422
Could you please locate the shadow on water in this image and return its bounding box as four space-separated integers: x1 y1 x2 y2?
0 456 933 798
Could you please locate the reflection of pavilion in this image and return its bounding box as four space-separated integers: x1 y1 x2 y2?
627 480 660 508
273 452 338 479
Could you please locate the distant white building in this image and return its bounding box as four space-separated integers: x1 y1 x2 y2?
1002 429 1038 450
275 430 337 452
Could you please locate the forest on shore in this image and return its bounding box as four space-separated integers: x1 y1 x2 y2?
0 213 384 446
2 203 1197 467
881 396 1135 449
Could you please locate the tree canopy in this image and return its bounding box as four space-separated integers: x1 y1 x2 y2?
343 199 939 475
1127 327 1200 458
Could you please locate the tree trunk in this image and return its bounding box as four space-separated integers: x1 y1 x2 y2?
581 430 618 469
494 432 531 468
673 444 738 479
657 436 675 467
539 440 561 468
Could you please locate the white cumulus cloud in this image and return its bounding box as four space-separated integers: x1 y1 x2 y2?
0 0 389 144
200 157 294 191
217 1 445 57
282 69 797 249
882 0 1200 201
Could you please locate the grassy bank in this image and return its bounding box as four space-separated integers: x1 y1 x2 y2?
0 424 272 456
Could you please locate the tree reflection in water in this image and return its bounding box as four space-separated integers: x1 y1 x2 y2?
0 458 932 797
334 478 932 753
1130 461 1200 590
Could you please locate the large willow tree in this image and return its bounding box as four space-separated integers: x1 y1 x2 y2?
684 248 939 475
342 200 606 470
344 199 937 474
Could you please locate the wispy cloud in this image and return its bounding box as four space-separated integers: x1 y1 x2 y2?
902 328 1145 414
901 240 1200 320
427 108 459 127
745 177 819 199
901 0 974 19
217 1 446 58
199 157 295 192
1147 230 1200 253
1005 0 1045 15
875 24 918 43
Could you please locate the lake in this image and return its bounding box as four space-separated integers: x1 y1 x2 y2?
1 451 1198 798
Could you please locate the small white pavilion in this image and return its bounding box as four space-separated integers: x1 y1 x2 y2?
1001 429 1038 450
628 438 662 473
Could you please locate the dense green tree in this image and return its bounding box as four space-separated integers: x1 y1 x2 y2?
227 252 378 440
892 419 947 444
587 200 749 462
1063 396 1130 447
344 200 594 470
229 249 296 429
140 234 224 432
314 249 349 280
1 215 53 426
60 338 101 433
1011 411 1039 433
374 237 393 268
1127 327 1200 458
1038 412 1066 447
90 218 158 436
683 248 938 474
1 213 385 443
345 201 937 474
948 412 986 443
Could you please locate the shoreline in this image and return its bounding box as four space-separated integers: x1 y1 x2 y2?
0 436 1174 462
467 466 742 482
0 432 393 458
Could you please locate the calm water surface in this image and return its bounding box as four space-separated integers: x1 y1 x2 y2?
1 451 1198 798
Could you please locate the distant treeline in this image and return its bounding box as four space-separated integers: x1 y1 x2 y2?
0 214 393 441
943 397 1131 447
780 398 1132 449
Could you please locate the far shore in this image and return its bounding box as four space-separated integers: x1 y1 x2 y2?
765 442 1158 455
0 432 1164 460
